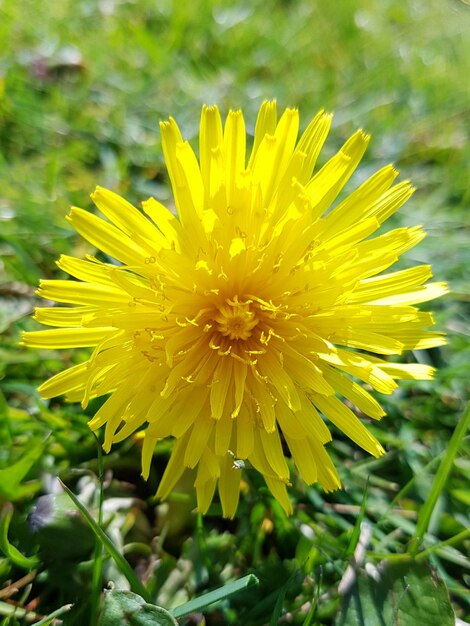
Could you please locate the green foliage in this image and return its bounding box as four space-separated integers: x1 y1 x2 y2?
60 478 152 602
171 574 259 619
1 0 469 623
336 560 455 626
410 402 470 554
0 439 44 503
0 504 39 569
99 590 178 626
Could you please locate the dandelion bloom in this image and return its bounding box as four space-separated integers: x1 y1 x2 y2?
23 102 447 517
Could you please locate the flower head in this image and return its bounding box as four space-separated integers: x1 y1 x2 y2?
23 102 447 517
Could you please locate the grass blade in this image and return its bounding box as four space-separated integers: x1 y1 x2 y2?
90 434 105 625
171 574 259 619
269 571 297 626
345 479 369 557
32 603 73 625
410 402 470 555
59 478 151 602
415 527 470 561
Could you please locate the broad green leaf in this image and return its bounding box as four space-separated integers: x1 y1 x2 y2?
336 559 454 626
99 590 177 626
29 493 95 560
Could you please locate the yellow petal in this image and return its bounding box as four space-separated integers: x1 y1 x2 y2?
314 394 384 457
91 186 168 250
67 207 148 266
218 454 241 519
22 327 116 349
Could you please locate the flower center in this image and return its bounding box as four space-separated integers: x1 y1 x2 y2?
214 297 259 341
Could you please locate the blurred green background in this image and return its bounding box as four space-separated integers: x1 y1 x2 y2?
1 0 469 624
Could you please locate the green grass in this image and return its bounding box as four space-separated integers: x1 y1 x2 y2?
1 0 469 624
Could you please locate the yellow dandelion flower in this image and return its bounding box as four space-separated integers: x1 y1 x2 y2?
23 102 447 517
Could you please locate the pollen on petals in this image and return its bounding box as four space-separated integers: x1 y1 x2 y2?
24 101 446 517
